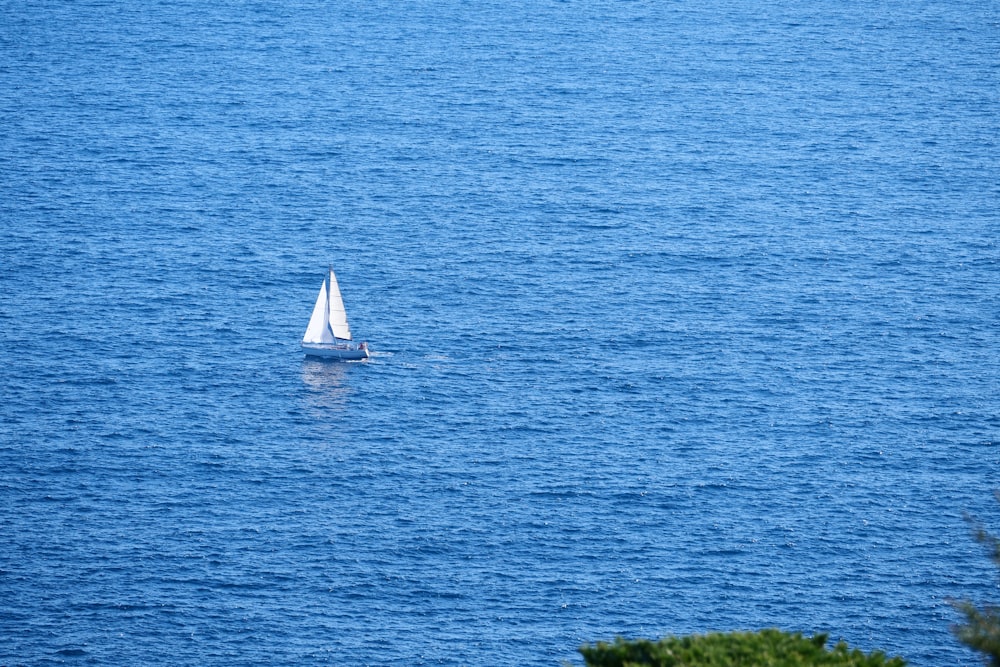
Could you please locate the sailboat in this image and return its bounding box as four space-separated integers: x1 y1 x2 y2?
301 266 370 360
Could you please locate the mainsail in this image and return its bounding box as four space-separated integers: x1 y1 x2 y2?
325 268 352 340
302 268 353 344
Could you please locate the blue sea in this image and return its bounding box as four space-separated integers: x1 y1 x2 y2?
1 1 998 665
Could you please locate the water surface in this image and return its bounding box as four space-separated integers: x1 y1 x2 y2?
1 1 998 664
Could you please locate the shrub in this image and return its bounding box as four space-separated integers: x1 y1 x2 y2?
952 490 1000 666
579 628 906 667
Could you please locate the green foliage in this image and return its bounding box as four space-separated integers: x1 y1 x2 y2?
578 629 906 667
953 601 1000 666
952 490 1000 666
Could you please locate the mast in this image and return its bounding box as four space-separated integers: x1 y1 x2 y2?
324 269 332 340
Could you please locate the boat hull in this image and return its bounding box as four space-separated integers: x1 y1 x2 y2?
301 343 370 360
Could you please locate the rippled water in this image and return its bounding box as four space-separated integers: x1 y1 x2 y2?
2 1 998 665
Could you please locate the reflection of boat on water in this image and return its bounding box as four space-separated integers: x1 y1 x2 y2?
301 266 370 360
301 357 352 412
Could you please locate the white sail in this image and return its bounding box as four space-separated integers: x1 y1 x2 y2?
325 268 352 341
303 279 335 344
302 268 353 345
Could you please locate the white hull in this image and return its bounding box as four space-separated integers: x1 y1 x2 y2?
301 343 370 360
